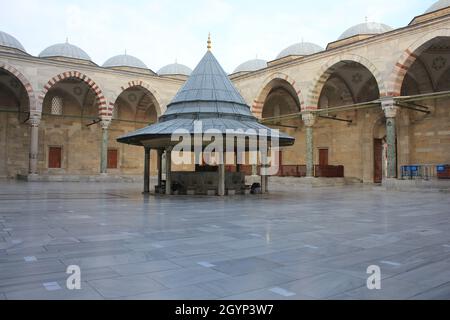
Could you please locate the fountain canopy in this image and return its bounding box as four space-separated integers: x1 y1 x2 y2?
117 44 295 150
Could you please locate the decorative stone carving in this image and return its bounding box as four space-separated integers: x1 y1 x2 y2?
100 120 110 130
29 116 41 127
381 98 398 118
302 113 316 127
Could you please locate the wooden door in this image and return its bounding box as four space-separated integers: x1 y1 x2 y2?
374 139 383 183
318 148 329 166
48 147 62 169
107 149 118 169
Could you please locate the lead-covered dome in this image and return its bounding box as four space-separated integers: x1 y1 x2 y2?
425 0 450 13
158 63 192 76
103 54 147 69
0 31 26 52
39 42 91 61
276 42 323 59
338 22 393 40
233 59 267 73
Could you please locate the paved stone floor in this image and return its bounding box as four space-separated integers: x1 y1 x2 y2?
0 180 449 300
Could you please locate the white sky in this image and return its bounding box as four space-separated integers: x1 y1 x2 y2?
0 0 438 73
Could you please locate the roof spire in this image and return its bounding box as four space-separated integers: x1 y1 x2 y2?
207 33 212 51
66 37 69 44
365 16 368 23
124 49 127 56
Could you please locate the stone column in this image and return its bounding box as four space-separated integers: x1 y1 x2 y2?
28 115 41 175
143 147 151 194
165 147 172 195
218 162 225 196
302 113 316 178
382 98 399 179
100 121 110 175
157 149 163 190
235 152 241 173
260 148 268 193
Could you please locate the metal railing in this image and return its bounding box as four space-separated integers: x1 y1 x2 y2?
400 164 450 180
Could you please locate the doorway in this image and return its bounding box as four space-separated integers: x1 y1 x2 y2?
48 146 62 169
318 148 329 166
373 139 383 183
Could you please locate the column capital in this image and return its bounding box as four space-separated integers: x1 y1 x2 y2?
302 112 316 127
100 120 110 130
29 115 41 127
381 97 399 118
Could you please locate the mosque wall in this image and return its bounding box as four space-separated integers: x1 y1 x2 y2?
1 7 450 182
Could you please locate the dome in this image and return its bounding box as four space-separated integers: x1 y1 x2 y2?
0 31 26 52
39 42 91 61
425 0 450 13
338 22 393 40
233 59 267 73
276 42 323 59
158 63 192 76
103 54 148 69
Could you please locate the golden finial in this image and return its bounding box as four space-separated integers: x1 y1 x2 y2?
207 33 212 51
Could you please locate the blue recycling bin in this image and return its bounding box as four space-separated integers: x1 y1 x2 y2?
401 166 411 179
410 166 419 179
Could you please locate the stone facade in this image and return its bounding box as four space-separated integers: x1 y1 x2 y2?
1 8 450 183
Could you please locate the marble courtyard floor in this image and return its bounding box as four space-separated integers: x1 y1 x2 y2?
0 180 449 300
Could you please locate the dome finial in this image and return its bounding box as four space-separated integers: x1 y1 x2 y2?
66 37 69 44
124 49 127 56
207 33 212 51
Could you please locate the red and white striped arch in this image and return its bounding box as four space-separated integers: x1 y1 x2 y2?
388 28 450 97
111 80 162 117
38 71 108 117
253 72 304 119
306 54 387 110
0 62 38 113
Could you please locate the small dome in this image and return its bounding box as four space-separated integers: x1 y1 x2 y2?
39 42 91 61
233 59 267 73
425 0 450 13
338 22 393 40
103 54 147 69
276 42 323 59
158 63 192 76
0 31 26 52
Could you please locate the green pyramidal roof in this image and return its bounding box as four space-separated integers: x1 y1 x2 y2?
170 51 247 105
117 50 295 148
161 50 254 121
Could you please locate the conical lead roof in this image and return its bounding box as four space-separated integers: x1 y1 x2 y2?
161 51 253 121
170 51 247 105
117 47 295 148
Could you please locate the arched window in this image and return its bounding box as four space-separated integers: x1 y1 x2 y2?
51 96 63 115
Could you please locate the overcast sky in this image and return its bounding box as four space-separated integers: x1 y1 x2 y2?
0 0 438 73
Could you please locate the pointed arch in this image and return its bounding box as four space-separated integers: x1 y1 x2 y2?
0 62 38 113
111 80 162 118
388 28 450 96
253 72 304 118
39 71 108 117
307 54 386 110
